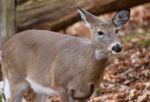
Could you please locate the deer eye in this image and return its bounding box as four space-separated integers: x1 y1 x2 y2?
98 31 104 36
115 30 119 33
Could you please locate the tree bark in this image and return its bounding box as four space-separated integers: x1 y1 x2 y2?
16 0 150 31
0 0 16 49
0 0 16 80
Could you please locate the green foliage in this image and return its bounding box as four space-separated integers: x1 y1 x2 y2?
123 34 135 44
137 39 150 48
123 32 150 48
95 87 101 96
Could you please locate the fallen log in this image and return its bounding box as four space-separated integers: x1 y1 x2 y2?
16 0 150 31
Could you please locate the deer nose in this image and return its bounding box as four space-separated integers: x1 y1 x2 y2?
112 44 122 53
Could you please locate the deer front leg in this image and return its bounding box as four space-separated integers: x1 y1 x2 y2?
69 95 88 102
69 94 88 102
59 88 70 102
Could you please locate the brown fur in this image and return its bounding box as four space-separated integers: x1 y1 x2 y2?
1 30 108 102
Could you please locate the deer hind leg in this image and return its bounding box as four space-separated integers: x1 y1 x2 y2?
10 80 29 102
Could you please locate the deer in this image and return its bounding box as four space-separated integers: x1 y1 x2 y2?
1 8 130 102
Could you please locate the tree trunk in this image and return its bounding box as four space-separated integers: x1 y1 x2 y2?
16 0 150 31
0 0 16 49
0 0 16 80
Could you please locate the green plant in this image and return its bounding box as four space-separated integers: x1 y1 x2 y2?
137 39 150 48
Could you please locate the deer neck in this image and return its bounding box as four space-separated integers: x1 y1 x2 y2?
83 43 108 84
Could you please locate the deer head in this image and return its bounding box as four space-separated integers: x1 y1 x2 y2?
78 8 130 54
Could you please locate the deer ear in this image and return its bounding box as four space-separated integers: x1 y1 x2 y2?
78 8 95 28
112 9 130 27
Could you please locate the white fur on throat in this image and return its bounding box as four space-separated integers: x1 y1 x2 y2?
26 77 57 96
22 98 26 102
95 49 107 60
